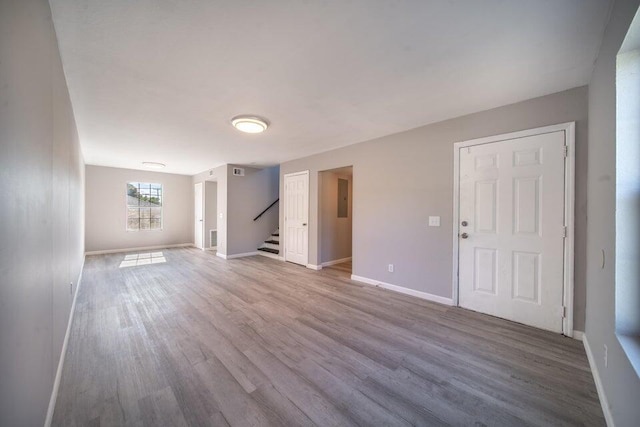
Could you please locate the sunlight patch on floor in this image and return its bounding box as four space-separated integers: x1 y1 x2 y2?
119 252 166 268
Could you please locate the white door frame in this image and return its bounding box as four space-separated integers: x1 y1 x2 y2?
452 122 576 337
283 170 310 266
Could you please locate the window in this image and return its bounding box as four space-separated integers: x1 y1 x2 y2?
615 7 640 376
127 182 163 231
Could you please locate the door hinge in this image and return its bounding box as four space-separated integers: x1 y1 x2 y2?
562 306 567 318
562 226 568 238
563 145 568 158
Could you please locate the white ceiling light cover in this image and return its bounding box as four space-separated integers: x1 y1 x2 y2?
231 116 269 133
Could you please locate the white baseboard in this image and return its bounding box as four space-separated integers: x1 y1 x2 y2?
582 334 614 427
224 251 259 260
85 243 193 255
204 246 217 251
350 274 454 306
321 257 352 267
573 330 585 341
307 264 322 270
45 255 86 427
216 252 227 259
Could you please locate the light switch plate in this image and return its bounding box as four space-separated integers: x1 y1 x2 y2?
428 216 440 227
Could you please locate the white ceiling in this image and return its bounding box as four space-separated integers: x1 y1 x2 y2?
50 0 612 175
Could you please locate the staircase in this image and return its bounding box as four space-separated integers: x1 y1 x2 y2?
257 229 280 259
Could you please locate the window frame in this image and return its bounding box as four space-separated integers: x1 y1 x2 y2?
615 12 640 377
126 181 164 232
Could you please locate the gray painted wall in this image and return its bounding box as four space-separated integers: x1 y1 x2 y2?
585 0 640 425
85 166 193 252
227 166 280 255
320 171 353 264
0 0 85 425
280 86 588 331
204 181 218 248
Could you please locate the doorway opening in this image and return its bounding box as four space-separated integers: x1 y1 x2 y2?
194 183 204 249
194 180 218 252
204 180 218 251
319 166 353 276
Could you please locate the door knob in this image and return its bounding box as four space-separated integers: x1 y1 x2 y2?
460 232 469 239
302 223 307 226
461 221 468 227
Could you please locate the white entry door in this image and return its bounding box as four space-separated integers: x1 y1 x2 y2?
194 183 204 249
458 130 567 333
284 171 309 266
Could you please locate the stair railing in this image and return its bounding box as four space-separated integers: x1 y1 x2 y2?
253 199 279 221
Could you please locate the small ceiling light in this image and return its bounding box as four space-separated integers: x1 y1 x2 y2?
142 162 166 169
231 115 269 133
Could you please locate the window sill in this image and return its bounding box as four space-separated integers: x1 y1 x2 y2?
617 333 640 378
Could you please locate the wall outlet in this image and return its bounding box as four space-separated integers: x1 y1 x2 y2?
428 216 441 227
604 344 608 368
388 264 394 273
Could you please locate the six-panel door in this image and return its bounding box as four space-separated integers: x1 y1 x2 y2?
284 171 309 266
458 131 566 333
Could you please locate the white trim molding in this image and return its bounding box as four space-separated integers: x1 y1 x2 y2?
45 255 86 427
307 264 322 270
452 122 576 337
85 243 193 256
321 257 352 267
222 251 259 260
351 274 454 306
582 334 614 426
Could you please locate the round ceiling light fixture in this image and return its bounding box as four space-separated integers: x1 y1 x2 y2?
231 115 269 133
142 162 166 169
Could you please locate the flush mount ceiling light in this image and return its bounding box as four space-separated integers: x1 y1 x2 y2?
142 162 166 169
231 115 269 133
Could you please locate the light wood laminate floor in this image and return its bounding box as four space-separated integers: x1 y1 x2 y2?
324 260 352 275
53 248 604 426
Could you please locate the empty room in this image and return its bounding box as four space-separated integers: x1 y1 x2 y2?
2 0 640 426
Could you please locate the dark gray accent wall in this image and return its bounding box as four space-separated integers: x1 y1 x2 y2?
0 0 85 425
280 86 588 330
586 0 640 425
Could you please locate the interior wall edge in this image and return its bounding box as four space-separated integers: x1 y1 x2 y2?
582 333 615 427
45 255 86 427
